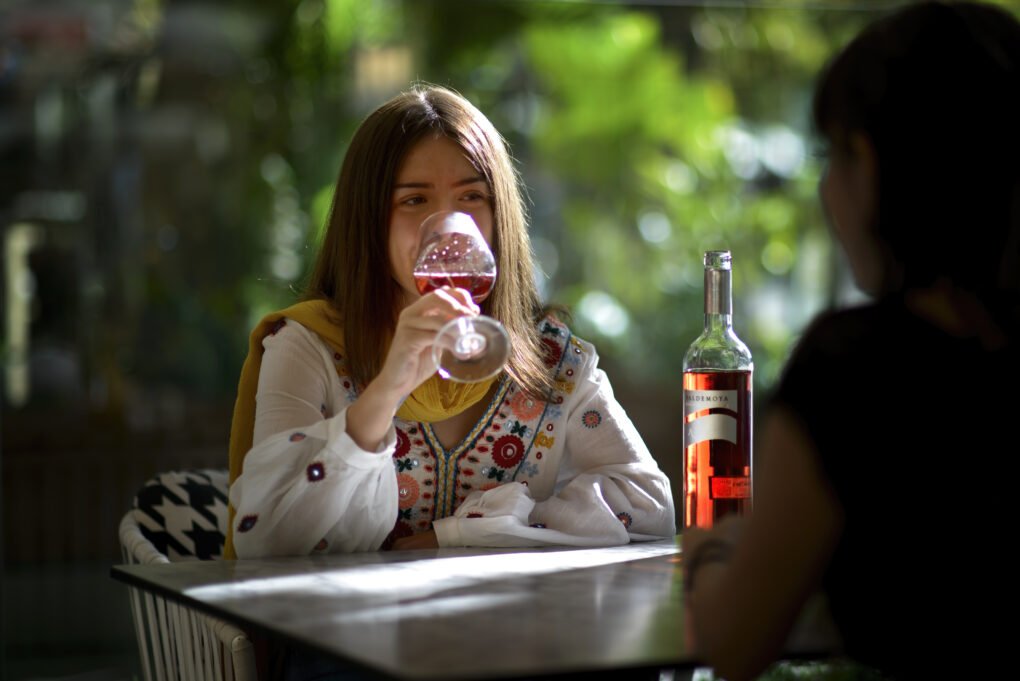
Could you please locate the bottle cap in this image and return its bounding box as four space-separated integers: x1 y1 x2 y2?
704 250 732 270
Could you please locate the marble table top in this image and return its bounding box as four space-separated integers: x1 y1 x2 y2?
112 539 691 679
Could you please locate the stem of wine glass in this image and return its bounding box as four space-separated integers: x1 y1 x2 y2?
433 316 509 382
452 323 488 360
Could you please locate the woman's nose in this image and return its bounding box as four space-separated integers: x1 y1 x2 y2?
436 196 459 214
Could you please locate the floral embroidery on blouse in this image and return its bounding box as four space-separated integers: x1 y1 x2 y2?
540 337 563 368
492 435 525 468
510 391 544 420
397 474 419 509
370 316 585 541
306 462 326 482
509 420 532 438
534 433 555 449
394 428 410 458
518 461 540 478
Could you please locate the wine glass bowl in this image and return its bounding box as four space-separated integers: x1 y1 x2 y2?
412 211 510 382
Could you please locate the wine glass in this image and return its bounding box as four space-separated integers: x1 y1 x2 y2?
412 211 510 382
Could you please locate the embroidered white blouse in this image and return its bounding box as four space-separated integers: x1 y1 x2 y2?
229 316 675 558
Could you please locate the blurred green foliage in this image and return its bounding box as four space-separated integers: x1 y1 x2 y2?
46 0 1016 420
250 0 878 393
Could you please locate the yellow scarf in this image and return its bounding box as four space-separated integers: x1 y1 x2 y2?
224 298 495 559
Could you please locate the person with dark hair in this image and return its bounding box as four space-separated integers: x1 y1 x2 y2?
224 85 674 560
683 2 1019 679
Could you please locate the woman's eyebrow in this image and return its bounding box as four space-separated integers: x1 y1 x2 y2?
393 175 486 190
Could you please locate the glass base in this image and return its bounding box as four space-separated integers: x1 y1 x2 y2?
433 316 510 382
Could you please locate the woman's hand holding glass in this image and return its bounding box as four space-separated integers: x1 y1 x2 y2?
380 287 480 397
346 285 478 452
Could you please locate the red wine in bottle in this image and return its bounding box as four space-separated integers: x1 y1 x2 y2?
682 251 753 529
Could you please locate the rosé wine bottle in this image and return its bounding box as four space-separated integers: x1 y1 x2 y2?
682 251 753 529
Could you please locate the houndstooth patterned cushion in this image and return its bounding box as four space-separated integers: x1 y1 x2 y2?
132 469 229 561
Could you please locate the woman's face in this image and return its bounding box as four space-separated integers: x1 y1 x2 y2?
820 132 882 294
388 134 495 308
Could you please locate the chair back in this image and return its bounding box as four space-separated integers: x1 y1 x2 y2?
119 469 257 681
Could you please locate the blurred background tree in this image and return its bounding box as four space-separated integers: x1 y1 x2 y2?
3 0 1018 677
239 0 888 391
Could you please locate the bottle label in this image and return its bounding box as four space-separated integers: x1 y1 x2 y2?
710 476 750 499
685 390 738 413
684 390 738 446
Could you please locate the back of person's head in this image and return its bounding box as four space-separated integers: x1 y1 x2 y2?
813 1 1020 297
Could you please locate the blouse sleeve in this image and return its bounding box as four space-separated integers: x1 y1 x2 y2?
229 321 398 558
433 343 676 548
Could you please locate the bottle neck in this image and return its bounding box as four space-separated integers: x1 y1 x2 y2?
704 312 733 332
704 266 733 332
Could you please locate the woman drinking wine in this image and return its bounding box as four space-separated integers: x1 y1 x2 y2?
225 84 675 558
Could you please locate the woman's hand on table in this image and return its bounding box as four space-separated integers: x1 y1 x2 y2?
390 529 440 551
682 516 746 650
683 516 745 567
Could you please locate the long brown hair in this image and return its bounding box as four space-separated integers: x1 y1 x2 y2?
306 84 555 397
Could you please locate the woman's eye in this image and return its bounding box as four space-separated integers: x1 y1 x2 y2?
462 191 487 202
401 196 426 206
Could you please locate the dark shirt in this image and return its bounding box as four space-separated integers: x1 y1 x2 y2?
773 295 1015 679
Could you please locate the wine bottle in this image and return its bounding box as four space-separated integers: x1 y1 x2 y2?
682 250 753 529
